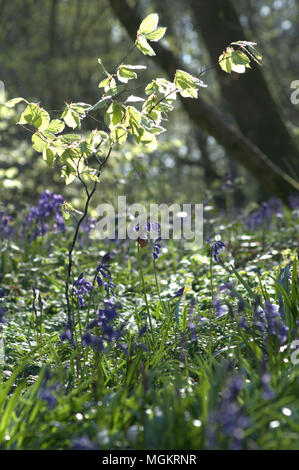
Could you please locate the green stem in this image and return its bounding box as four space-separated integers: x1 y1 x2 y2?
153 258 163 317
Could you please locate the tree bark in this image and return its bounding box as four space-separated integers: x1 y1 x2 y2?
108 0 299 204
189 0 299 174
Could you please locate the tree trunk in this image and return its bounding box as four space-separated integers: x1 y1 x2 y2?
108 0 299 204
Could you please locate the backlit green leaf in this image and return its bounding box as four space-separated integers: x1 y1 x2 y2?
32 133 47 152
174 70 199 98
5 97 27 108
145 27 166 42
46 119 65 134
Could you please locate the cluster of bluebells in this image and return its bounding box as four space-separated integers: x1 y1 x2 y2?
83 299 123 352
96 253 115 296
22 190 65 242
0 307 5 331
260 355 276 400
0 210 14 239
244 198 283 231
72 273 93 307
208 371 249 449
221 172 240 192
238 298 288 344
254 300 288 344
79 216 97 246
73 436 98 450
289 193 299 211
135 221 162 260
39 368 60 410
187 297 198 342
0 286 7 332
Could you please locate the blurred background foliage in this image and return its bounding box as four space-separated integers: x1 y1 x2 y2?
0 0 298 212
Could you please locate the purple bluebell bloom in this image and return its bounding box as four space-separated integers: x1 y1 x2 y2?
139 325 147 337
0 287 7 298
208 373 249 450
210 239 225 263
96 253 116 296
96 253 111 278
72 273 93 307
244 200 278 230
218 281 237 297
39 369 59 410
242 300 289 344
289 193 299 210
82 333 104 351
81 217 97 234
173 287 185 298
254 301 289 344
221 172 235 192
0 307 5 326
213 297 227 319
0 211 14 239
60 321 75 346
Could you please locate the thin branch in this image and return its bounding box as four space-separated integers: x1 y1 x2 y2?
64 145 113 336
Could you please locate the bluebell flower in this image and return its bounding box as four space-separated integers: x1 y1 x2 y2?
83 300 122 351
81 216 97 234
244 200 276 230
289 193 299 210
135 221 162 259
221 172 235 192
268 197 283 217
173 287 185 298
153 236 162 260
96 253 116 296
0 307 5 326
261 372 276 400
73 436 98 450
82 332 104 351
22 190 65 242
72 273 93 307
96 253 111 278
139 325 147 337
0 287 7 298
238 312 249 331
208 372 249 450
218 281 236 297
241 299 289 344
39 369 60 410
